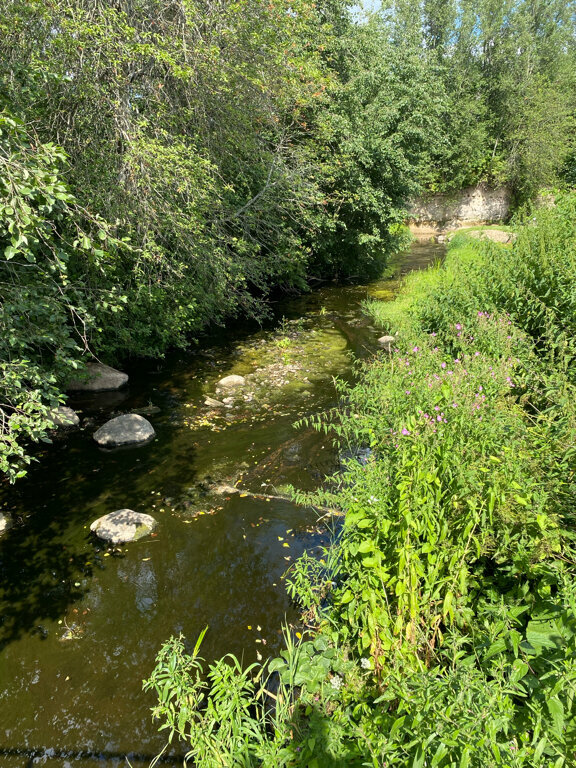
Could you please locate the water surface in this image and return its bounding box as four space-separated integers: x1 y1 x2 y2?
0 242 442 767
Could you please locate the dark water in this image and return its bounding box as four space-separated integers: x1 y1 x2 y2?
0 243 442 767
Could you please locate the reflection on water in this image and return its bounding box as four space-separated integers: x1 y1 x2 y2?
0 242 442 766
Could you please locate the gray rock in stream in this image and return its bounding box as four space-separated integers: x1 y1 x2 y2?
377 335 395 352
93 414 155 448
68 362 128 392
48 406 80 429
90 509 157 544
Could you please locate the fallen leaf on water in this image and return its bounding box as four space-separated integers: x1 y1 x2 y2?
240 493 248 498
142 557 151 561
282 543 289 548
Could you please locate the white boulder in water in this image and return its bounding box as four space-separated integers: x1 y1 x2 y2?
93 414 155 448
90 509 157 544
217 374 246 388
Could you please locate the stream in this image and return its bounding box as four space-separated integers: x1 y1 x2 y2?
0 242 442 767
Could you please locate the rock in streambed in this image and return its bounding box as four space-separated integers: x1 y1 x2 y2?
48 406 80 429
93 414 155 448
217 374 246 388
90 509 157 544
377 335 395 352
68 362 128 392
0 512 13 536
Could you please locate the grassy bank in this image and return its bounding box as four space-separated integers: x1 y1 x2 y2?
146 195 576 766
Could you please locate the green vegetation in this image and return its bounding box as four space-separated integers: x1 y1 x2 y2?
146 195 576 765
1 0 575 478
1 0 573 755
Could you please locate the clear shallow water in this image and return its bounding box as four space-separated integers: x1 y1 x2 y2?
0 243 442 767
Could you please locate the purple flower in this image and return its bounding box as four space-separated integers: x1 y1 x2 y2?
455 323 462 330
401 428 410 436
441 362 446 369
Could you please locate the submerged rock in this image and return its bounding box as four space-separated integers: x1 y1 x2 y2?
377 335 395 352
93 414 155 448
68 362 128 392
0 512 12 536
204 396 225 408
90 509 157 544
132 405 162 416
48 406 80 429
217 374 246 388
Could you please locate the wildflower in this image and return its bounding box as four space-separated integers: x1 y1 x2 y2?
441 362 446 369
360 658 371 670
455 323 462 330
436 414 442 422
330 675 343 690
401 428 410 436
412 346 419 353
405 390 411 395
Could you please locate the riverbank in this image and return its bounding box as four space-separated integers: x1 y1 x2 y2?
148 193 576 765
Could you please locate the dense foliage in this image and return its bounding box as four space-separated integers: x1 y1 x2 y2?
147 197 576 765
0 0 575 476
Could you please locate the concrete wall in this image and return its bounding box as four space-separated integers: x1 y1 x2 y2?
408 184 511 237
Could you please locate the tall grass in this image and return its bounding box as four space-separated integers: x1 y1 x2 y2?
145 194 576 766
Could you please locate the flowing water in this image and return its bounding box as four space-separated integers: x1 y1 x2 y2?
0 242 442 767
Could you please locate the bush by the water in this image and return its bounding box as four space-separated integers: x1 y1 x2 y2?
146 195 576 766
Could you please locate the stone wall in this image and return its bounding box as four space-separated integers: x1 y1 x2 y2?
408 184 511 237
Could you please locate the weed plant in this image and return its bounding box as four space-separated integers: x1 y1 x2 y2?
145 195 576 766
